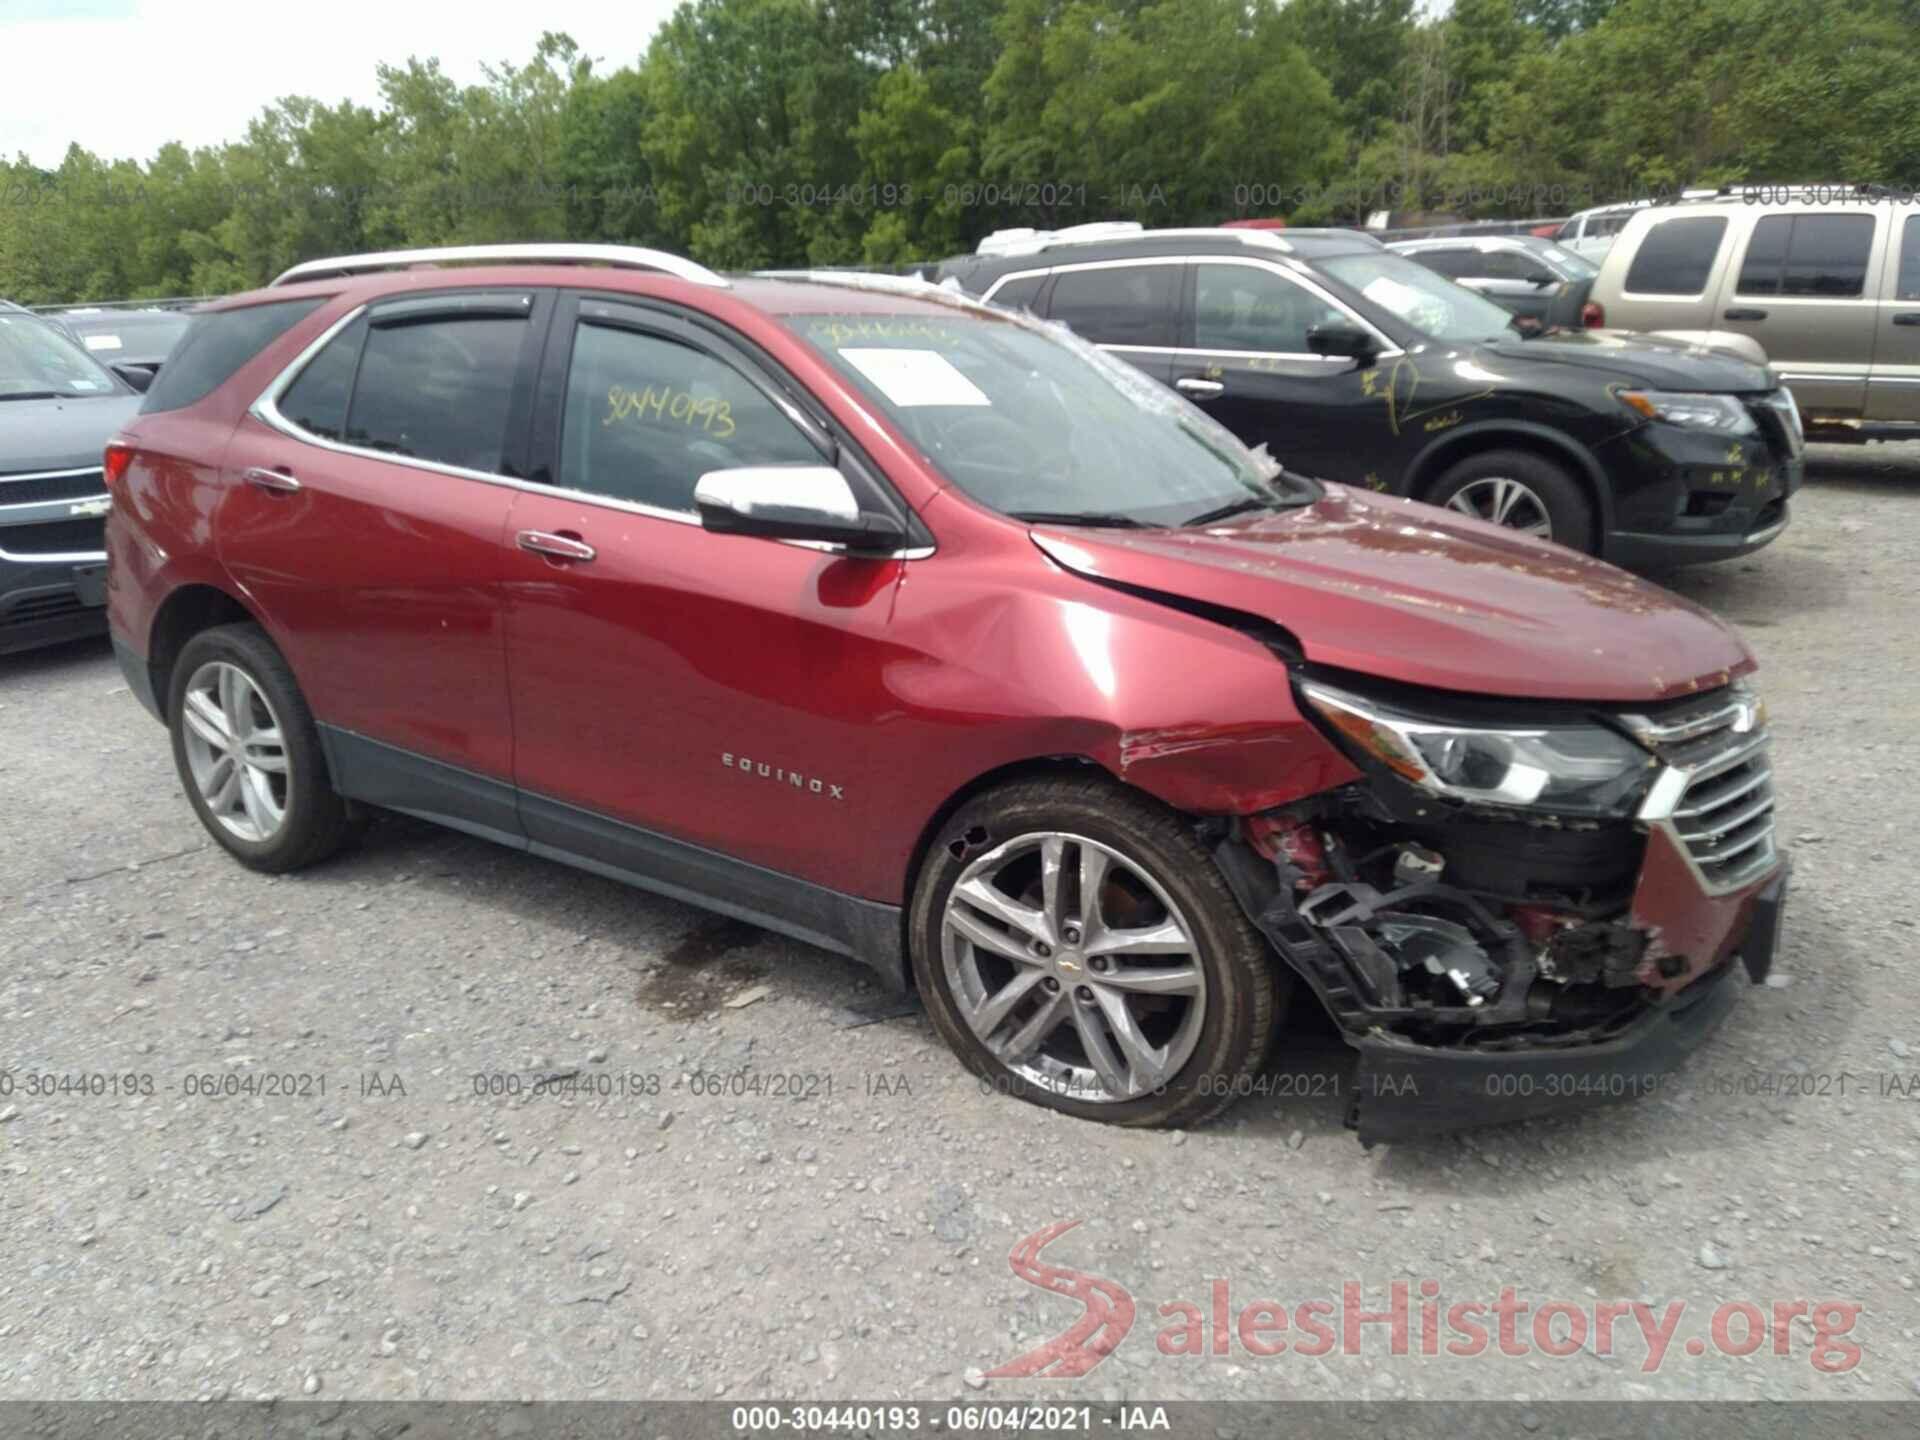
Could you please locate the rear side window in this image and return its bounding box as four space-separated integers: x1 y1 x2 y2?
1899 214 1920 301
1410 249 1474 278
1623 216 1728 295
278 316 367 441
140 298 323 413
343 317 526 473
1737 214 1875 297
988 274 1044 310
1045 264 1179 346
558 321 819 514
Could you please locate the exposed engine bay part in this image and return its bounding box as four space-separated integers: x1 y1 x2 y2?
1212 790 1659 1050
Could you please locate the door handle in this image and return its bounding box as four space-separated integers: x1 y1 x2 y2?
1893 312 1920 327
1175 377 1225 398
1723 308 1769 322
242 466 301 494
517 530 596 563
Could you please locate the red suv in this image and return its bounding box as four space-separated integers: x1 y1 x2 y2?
105 244 1788 1143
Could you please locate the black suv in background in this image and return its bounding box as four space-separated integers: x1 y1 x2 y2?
0 303 138 654
930 228 1805 567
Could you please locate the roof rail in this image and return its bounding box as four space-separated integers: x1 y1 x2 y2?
972 223 1294 259
269 243 728 289
1655 182 1904 206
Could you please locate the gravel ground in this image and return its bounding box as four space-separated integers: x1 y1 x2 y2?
2 446 1917 1408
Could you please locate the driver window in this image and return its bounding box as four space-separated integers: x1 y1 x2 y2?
1193 264 1343 354
560 323 819 514
1477 250 1553 283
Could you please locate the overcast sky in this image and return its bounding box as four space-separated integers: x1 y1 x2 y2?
0 0 680 168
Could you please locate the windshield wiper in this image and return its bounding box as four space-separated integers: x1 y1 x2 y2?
0 391 66 402
1007 509 1157 529
1182 496 1272 527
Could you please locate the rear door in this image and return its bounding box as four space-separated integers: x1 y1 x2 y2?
219 289 545 806
1868 208 1920 422
1033 260 1182 385
1167 256 1380 479
1722 209 1883 417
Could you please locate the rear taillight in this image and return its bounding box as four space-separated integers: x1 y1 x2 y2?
1581 301 1604 328
103 442 133 494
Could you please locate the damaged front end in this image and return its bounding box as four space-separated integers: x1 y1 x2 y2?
1213 675 1790 1144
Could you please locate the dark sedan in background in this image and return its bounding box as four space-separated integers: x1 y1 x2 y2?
0 307 138 654
38 306 192 393
1388 234 1602 331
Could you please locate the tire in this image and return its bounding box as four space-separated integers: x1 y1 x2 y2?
1424 448 1596 553
167 622 362 873
908 777 1286 1127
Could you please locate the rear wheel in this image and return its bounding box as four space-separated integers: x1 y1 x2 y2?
909 778 1284 1127
168 622 361 872
1425 448 1595 553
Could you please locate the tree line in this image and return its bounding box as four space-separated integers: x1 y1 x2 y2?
3 0 1918 305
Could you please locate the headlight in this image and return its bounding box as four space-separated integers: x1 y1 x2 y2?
1300 681 1657 817
1617 390 1755 434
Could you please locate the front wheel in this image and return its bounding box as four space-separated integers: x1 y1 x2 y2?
908 778 1284 1127
1425 449 1595 553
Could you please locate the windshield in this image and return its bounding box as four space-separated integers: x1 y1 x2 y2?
0 313 121 398
62 311 193 360
1534 244 1598 278
1318 252 1520 344
794 303 1312 527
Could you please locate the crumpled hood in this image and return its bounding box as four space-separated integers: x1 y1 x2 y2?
0 393 140 473
1474 329 1775 392
1032 486 1753 704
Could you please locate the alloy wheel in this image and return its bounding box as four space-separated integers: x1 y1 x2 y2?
940 832 1207 1103
1444 476 1553 538
179 660 290 842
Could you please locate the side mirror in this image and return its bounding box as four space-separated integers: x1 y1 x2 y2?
694 465 907 552
1306 323 1379 364
113 363 153 393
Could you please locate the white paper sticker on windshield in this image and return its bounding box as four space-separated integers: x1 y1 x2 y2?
838 347 990 407
1361 275 1429 314
84 334 123 351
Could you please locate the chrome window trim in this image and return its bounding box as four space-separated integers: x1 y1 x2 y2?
979 267 1051 303
249 305 933 560
0 466 106 484
986 255 1400 359
1100 342 1346 364
0 493 109 517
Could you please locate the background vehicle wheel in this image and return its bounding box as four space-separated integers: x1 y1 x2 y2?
1425 449 1595 553
168 622 362 873
909 777 1285 1127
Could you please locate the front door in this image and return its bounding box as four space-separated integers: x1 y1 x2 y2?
503 293 912 901
1167 257 1377 482
1869 210 1920 423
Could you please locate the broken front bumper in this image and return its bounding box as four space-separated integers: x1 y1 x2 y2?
1347 860 1788 1145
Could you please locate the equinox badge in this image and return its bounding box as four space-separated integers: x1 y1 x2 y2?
721 752 844 800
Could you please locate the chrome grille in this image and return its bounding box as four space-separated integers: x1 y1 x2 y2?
1627 688 1778 891
0 467 106 507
